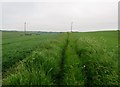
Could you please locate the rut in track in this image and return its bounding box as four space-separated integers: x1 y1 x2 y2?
55 33 69 85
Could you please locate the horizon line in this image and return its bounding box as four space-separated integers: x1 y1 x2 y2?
0 29 118 33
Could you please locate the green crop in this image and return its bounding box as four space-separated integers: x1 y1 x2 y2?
2 31 118 86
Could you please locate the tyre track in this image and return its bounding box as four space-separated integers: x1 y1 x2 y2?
55 33 69 85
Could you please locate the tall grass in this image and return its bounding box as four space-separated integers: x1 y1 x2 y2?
2 32 61 74
76 37 118 86
3 34 67 85
2 31 118 86
63 33 85 85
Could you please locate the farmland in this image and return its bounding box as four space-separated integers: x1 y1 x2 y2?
2 31 118 86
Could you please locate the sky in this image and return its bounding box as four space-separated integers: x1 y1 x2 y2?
0 0 119 32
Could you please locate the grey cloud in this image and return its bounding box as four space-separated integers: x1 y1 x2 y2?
2 1 118 32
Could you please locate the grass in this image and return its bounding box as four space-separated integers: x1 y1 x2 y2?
63 33 85 85
2 32 67 85
76 37 118 86
2 32 61 72
2 31 118 86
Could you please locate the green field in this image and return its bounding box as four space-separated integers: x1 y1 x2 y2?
2 31 118 86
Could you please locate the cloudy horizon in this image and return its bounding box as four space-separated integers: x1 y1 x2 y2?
1 0 119 32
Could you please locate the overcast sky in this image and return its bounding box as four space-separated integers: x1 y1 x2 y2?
1 0 119 32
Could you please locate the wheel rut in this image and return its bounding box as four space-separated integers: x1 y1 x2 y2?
55 33 69 85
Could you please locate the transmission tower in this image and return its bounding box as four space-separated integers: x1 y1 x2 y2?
24 22 26 34
71 22 73 32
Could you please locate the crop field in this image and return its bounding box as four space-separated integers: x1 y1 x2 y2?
1 31 119 86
